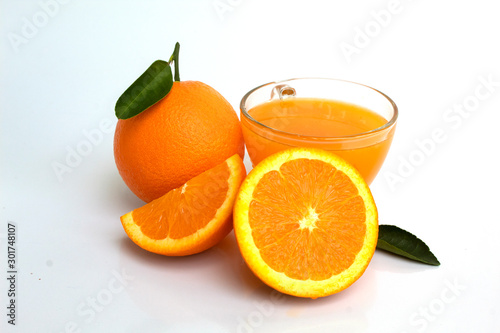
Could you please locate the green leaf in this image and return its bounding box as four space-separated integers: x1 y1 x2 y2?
115 60 173 119
377 225 440 266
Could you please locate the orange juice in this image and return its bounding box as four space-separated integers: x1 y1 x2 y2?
241 97 396 184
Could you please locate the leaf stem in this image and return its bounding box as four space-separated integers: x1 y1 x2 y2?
169 42 180 81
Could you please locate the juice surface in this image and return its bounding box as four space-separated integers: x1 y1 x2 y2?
241 98 395 184
248 98 386 137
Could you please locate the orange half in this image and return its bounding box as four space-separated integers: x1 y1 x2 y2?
121 154 246 256
233 148 378 298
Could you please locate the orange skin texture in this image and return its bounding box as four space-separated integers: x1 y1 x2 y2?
114 81 245 203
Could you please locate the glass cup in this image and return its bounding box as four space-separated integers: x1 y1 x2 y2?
240 78 398 185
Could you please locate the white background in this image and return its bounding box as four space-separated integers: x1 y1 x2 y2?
1 0 499 332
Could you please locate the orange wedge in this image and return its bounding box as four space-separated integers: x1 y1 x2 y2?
121 154 246 256
233 148 378 298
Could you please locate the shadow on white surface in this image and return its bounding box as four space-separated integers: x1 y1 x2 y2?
370 248 440 274
107 171 146 212
117 230 377 332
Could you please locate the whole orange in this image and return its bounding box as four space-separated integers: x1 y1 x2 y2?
114 81 245 203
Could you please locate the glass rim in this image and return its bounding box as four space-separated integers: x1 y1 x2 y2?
240 77 399 140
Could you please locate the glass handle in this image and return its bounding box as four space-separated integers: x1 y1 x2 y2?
272 84 296 100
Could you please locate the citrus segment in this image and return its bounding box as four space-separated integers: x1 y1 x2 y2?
233 148 378 298
121 154 246 256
